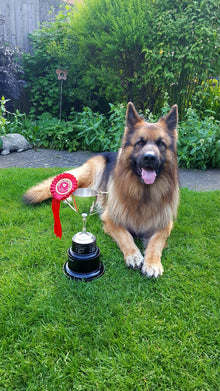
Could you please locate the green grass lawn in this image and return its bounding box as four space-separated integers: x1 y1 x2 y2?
0 168 219 391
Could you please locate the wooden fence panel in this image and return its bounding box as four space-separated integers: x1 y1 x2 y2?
0 0 63 52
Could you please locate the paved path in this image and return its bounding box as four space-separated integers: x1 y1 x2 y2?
0 148 219 191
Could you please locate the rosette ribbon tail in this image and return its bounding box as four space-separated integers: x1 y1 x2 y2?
52 198 62 238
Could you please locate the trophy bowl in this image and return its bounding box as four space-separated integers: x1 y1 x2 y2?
63 188 105 281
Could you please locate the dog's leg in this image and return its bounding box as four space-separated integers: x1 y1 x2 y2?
102 210 143 268
141 221 173 278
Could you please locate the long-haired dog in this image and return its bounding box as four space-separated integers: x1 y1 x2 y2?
23 103 179 277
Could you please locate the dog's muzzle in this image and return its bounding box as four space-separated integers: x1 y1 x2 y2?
137 152 160 185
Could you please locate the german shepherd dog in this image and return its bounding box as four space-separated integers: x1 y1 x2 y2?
23 103 179 278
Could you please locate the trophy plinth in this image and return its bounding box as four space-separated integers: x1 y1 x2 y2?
72 231 96 254
63 188 105 281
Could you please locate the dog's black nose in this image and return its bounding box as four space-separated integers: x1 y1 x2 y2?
139 152 159 170
143 153 157 163
137 151 159 171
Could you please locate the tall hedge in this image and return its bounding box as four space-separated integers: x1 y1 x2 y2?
23 0 220 119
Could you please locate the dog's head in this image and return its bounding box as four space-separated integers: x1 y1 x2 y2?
122 102 178 185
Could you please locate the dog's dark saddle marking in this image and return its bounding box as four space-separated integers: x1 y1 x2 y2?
99 152 118 191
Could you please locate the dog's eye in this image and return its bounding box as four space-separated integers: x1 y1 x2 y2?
136 138 145 147
157 139 166 148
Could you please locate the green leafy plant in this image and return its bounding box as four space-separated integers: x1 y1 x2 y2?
143 0 220 118
68 103 126 152
107 103 127 150
72 103 127 152
178 108 220 170
22 26 66 117
72 107 108 151
31 113 79 151
192 78 220 120
0 97 10 137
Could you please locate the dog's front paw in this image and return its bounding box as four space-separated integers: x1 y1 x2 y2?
126 250 144 269
141 261 164 278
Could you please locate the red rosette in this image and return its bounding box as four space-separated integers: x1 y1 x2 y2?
50 173 78 238
50 173 78 201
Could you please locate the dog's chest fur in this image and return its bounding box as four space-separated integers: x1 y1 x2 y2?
105 166 178 238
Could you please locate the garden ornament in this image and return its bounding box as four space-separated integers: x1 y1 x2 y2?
56 69 68 120
0 133 32 155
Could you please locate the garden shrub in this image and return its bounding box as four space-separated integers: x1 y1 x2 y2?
143 0 220 119
22 30 62 118
178 108 220 170
52 103 126 152
192 79 220 121
70 107 108 151
0 40 24 112
22 0 220 120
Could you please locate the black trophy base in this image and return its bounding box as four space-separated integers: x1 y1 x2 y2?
63 246 105 281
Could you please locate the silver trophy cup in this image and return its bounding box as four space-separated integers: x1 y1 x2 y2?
63 188 105 281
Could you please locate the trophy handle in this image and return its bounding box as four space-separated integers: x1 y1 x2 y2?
89 200 98 215
88 191 109 215
64 195 95 215
63 198 78 213
64 190 108 215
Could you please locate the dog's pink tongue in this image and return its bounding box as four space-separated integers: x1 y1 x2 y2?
141 168 157 184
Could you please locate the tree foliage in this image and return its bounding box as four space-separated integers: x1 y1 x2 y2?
23 0 220 119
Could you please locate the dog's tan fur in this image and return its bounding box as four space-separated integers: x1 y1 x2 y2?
23 103 179 277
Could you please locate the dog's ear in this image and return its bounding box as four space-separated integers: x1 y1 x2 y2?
126 102 143 128
161 105 178 133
